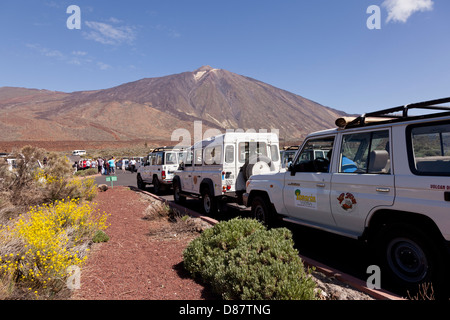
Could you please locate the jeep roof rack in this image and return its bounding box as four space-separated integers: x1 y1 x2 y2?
283 145 299 151
151 146 188 153
336 97 450 129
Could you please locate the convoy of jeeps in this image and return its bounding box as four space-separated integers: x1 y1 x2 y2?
138 97 450 294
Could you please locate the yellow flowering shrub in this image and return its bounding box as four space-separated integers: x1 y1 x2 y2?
0 198 108 298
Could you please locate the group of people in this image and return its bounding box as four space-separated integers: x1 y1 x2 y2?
74 157 117 175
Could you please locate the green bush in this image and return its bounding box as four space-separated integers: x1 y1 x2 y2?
183 218 317 300
74 168 98 177
92 230 110 243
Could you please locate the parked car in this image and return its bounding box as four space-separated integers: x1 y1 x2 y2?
72 150 86 156
137 146 186 194
243 97 450 293
173 132 281 215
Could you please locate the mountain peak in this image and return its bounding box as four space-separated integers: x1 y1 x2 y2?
193 65 220 81
195 65 214 72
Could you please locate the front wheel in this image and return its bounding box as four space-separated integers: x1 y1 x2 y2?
137 174 146 190
251 195 273 227
173 180 186 204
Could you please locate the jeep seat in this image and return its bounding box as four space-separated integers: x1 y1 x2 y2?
369 150 390 174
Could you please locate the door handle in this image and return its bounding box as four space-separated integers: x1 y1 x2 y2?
376 188 390 193
316 183 325 188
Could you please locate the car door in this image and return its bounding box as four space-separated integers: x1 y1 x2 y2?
330 128 394 236
191 147 204 194
180 148 195 193
283 136 336 227
141 154 153 183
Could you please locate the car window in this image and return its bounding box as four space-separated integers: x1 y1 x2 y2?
183 149 193 167
292 137 334 173
409 122 450 175
225 145 234 164
270 145 279 161
165 152 177 165
194 148 203 166
339 130 390 174
238 142 267 163
204 145 222 165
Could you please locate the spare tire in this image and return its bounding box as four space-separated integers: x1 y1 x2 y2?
242 155 274 180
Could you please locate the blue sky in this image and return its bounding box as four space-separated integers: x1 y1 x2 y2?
0 0 449 115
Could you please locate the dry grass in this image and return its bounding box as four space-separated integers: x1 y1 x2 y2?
142 199 212 239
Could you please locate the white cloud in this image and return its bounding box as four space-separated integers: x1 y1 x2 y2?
84 21 136 45
382 0 434 23
26 44 111 71
26 44 64 59
72 51 88 56
97 62 112 70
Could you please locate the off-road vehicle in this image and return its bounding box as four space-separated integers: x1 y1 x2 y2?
243 97 450 293
173 132 281 215
137 146 185 194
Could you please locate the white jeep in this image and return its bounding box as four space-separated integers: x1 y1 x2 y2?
173 132 281 215
243 98 450 294
137 146 185 194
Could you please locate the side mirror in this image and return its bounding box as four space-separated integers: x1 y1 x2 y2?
289 164 296 176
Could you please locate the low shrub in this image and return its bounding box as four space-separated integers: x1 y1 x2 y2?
92 230 109 243
183 218 317 300
74 168 98 177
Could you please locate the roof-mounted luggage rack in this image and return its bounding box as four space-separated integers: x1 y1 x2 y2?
283 145 299 151
151 146 188 152
335 97 450 129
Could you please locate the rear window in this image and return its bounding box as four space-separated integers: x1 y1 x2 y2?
408 121 450 176
165 152 177 165
238 142 267 163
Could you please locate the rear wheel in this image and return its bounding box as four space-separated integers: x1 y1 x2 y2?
375 224 443 295
153 176 161 195
201 187 217 215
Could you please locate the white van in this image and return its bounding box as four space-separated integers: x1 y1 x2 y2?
137 146 186 194
173 132 281 214
72 150 86 156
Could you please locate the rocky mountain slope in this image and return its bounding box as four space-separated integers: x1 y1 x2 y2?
0 66 347 150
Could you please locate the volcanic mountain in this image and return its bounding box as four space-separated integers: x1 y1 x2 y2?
0 66 346 150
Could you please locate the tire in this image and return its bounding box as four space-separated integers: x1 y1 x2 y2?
375 224 443 294
242 155 273 180
251 195 273 226
153 176 161 195
137 174 146 190
201 186 217 215
173 180 186 204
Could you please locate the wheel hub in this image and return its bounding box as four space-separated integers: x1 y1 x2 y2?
387 238 428 283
